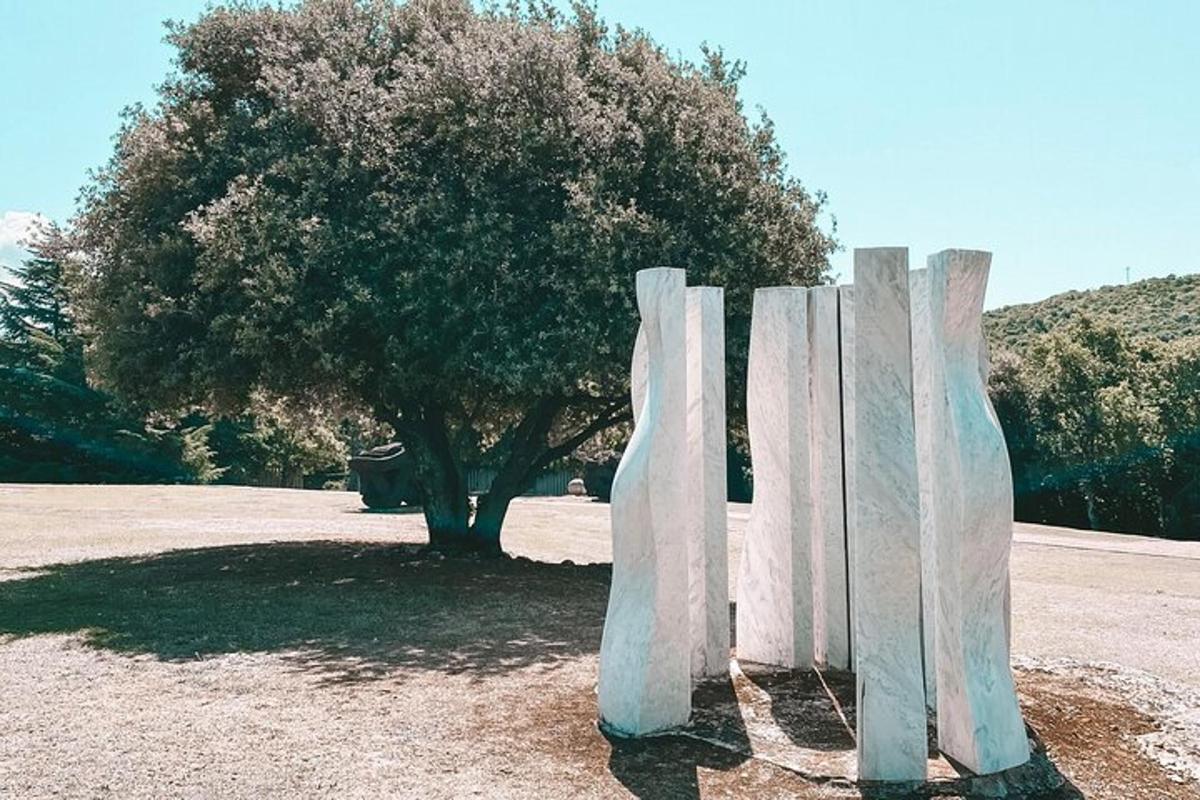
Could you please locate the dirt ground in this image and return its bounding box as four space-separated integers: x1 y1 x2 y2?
1 484 1197 799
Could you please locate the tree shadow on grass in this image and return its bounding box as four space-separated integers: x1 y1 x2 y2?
0 541 611 684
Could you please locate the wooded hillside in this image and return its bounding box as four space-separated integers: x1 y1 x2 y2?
984 272 1200 539
985 273 1200 351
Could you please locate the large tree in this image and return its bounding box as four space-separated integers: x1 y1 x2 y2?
75 0 835 553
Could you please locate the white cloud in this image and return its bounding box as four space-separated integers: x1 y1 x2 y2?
0 210 49 273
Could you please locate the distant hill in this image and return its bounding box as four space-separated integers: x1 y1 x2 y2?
985 273 1200 352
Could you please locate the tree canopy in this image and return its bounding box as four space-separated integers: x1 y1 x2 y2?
74 0 836 552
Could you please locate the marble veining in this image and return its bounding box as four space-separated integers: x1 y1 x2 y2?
926 250 1029 774
598 267 690 735
736 287 815 669
808 286 850 670
852 248 928 781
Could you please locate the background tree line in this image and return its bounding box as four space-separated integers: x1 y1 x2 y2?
0 228 370 487
5 228 1197 539
1 0 1194 545
985 280 1200 540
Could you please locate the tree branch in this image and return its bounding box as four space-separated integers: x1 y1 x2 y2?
533 401 631 472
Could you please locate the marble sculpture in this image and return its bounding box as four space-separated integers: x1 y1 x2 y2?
909 266 939 710
686 287 730 679
838 284 857 670
601 253 1029 782
630 287 730 682
923 250 1029 774
598 267 690 736
736 287 814 668
852 247 929 782
808 286 851 670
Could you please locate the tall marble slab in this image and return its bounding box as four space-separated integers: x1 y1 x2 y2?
631 289 730 681
909 268 939 710
686 287 730 679
853 248 928 781
598 267 690 735
736 287 814 669
926 250 1029 774
807 286 850 670
838 285 857 670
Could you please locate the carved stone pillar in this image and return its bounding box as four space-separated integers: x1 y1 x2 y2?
736 287 814 669
926 250 1029 774
853 248 928 781
686 287 730 679
598 267 690 735
808 286 850 670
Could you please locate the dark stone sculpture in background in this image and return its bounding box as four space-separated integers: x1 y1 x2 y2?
348 443 421 509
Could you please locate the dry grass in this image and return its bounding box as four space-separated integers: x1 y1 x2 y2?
0 485 1196 799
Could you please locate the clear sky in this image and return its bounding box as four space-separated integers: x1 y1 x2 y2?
1 0 1196 308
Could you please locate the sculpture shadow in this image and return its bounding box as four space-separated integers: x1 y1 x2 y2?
854 726 1087 800
741 665 858 753
605 675 752 800
730 600 858 754
0 541 610 684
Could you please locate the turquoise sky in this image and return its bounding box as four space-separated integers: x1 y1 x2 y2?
1 0 1196 308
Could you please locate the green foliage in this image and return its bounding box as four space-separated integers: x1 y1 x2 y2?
0 230 208 483
985 273 1200 352
989 315 1200 539
203 394 385 487
73 0 836 547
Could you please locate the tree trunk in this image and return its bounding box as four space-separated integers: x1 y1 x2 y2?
399 403 471 550
471 488 517 556
470 445 552 555
388 396 630 556
464 398 562 556
1082 478 1101 530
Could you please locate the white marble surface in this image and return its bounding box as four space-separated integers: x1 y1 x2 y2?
926 251 1029 774
598 268 690 735
852 248 928 781
808 286 850 670
736 287 815 669
909 267 939 710
838 285 857 671
686 286 730 679
630 325 648 425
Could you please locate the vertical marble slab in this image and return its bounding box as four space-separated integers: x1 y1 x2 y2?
808 286 850 670
736 287 814 669
927 251 1029 774
598 267 690 736
838 285 857 670
853 248 928 781
909 268 939 710
687 287 730 679
630 324 648 425
975 333 1015 653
